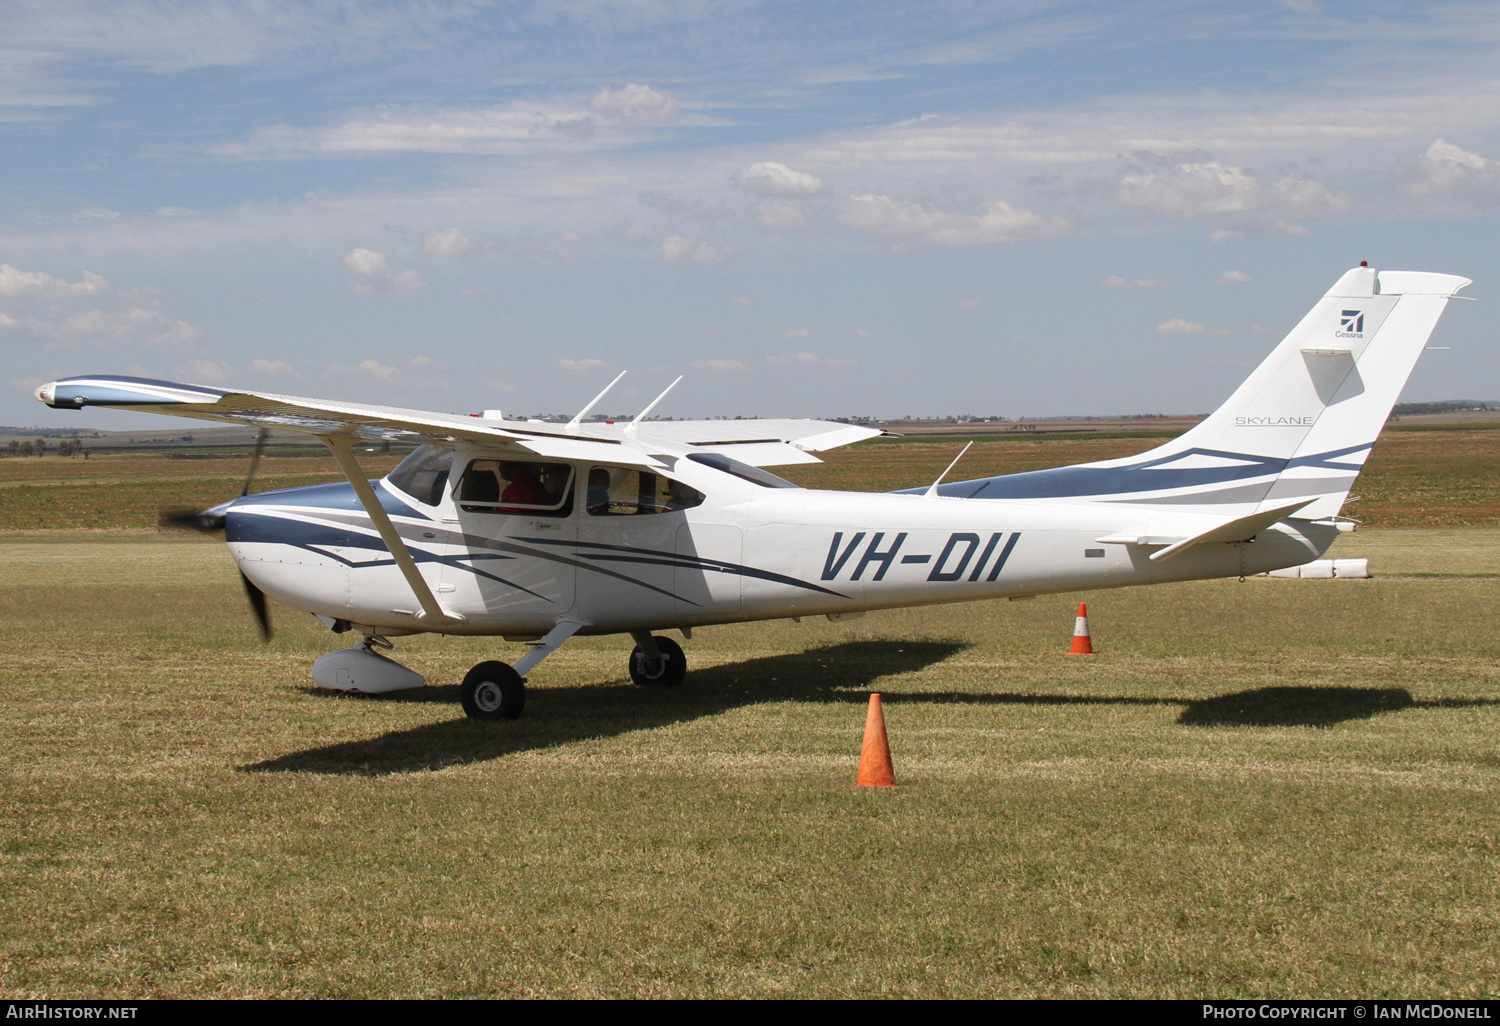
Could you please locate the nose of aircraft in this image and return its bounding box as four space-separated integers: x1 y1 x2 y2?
35 381 57 406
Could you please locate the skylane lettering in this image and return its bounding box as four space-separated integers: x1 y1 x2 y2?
1235 416 1317 427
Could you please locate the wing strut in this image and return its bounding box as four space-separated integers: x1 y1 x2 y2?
319 434 463 627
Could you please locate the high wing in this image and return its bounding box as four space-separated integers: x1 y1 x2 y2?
34 375 880 467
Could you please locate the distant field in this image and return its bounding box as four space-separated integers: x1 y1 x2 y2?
0 424 1497 530
0 529 1497 998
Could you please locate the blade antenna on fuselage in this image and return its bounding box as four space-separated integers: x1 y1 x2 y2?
567 370 627 429
626 375 683 433
924 441 973 498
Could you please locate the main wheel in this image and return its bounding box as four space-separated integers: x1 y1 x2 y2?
461 660 526 720
629 635 686 687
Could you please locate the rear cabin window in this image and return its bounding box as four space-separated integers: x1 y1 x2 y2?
586 467 704 516
459 459 574 516
386 444 454 506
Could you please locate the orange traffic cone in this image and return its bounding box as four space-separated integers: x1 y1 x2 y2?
1067 602 1095 655
856 693 896 787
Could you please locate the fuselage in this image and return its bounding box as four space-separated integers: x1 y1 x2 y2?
224 443 1338 638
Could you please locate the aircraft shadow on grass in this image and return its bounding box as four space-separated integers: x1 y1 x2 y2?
243 640 967 776
241 643 1500 777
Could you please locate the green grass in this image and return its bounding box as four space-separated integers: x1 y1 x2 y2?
1 530 1498 997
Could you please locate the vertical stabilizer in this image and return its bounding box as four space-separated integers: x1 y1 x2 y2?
923 266 1471 516
1150 266 1470 518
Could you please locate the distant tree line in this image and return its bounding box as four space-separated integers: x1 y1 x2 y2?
1391 400 1498 416
4 438 89 458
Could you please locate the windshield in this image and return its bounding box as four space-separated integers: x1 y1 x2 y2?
386 444 454 506
686 451 800 488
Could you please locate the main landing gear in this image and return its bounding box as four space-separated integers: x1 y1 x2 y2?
629 632 686 687
460 661 526 720
458 625 690 721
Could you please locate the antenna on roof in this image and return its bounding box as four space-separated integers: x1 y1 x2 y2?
568 370 627 429
924 441 972 499
626 376 683 433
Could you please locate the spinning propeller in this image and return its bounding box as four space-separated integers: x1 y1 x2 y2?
160 427 273 640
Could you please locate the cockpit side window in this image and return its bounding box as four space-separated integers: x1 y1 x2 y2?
586 466 705 516
386 444 454 506
459 459 574 516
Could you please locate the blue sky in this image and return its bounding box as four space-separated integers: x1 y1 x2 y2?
4 0 1498 428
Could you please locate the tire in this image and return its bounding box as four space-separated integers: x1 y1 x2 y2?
629 635 687 687
461 660 526 720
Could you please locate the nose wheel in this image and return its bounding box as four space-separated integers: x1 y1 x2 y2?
629 634 686 687
461 661 526 720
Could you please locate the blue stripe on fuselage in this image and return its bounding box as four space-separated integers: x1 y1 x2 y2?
896 444 1370 500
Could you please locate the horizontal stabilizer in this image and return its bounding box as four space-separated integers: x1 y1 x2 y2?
1096 499 1314 562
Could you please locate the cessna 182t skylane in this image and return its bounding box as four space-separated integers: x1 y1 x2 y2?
35 265 1469 719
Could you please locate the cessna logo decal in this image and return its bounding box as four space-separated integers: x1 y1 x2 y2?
1336 309 1364 338
823 531 1020 582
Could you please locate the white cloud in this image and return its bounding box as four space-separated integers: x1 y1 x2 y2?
1214 270 1251 284
728 296 753 306
661 235 729 263
767 351 855 368
210 88 688 159
1157 318 1206 335
690 359 747 372
155 206 197 218
175 359 233 383
558 357 606 373
1413 139 1500 208
358 359 398 383
840 194 1063 247
0 264 107 299
1119 162 1259 216
423 228 472 257
1104 276 1166 288
1118 159 1347 234
58 307 200 350
589 84 679 126
638 190 730 220
755 201 807 230
250 358 299 379
734 161 824 197
343 248 426 296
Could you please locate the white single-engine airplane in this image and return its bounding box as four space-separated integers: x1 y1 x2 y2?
36 265 1469 719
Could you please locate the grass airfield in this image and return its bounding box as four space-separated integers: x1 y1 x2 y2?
2 435 1499 998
